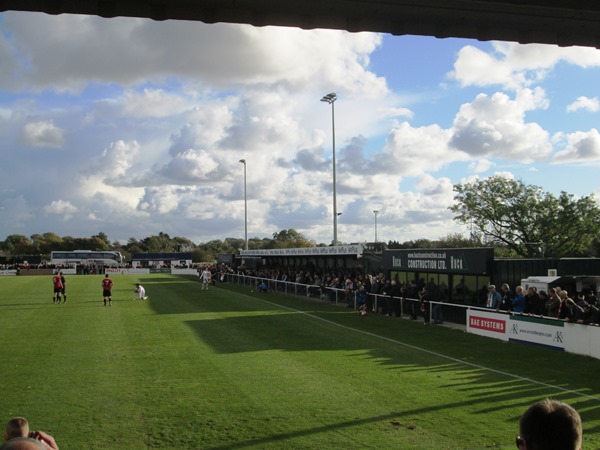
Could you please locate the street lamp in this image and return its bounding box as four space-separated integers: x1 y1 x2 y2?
320 92 337 246
373 210 379 243
239 159 248 251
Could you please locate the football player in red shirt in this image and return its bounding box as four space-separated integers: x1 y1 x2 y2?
52 271 63 304
101 273 113 306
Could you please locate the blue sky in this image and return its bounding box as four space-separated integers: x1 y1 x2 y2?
1 11 600 246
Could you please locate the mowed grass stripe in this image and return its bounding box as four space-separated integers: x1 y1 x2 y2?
1 274 599 449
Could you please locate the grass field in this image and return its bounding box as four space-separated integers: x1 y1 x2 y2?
1 273 600 449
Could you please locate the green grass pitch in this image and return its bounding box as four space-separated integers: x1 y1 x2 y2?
1 273 600 449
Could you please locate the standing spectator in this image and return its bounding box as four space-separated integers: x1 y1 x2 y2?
525 286 544 315
344 278 355 308
356 286 367 315
512 286 526 313
433 281 448 324
586 291 599 308
368 274 380 313
101 273 113 307
499 283 514 311
517 398 582 450
486 284 502 309
564 298 586 323
537 290 549 315
390 280 403 317
545 288 561 318
380 279 392 315
51 271 63 304
419 286 430 325
328 277 340 303
406 279 419 320
557 290 570 320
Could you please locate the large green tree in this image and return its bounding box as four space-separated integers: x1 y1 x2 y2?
449 176 600 257
269 229 315 249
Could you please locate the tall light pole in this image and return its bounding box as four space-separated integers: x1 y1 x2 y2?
239 159 248 251
373 210 379 243
320 92 337 246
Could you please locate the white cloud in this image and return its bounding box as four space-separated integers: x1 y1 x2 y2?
468 159 493 173
567 96 599 113
43 200 77 219
21 120 65 148
449 90 552 163
450 41 600 90
553 129 600 163
121 89 190 118
0 12 385 95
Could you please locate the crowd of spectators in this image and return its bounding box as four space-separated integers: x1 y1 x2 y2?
494 283 600 325
213 263 600 326
214 263 448 323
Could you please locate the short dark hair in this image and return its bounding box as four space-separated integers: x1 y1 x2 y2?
519 399 582 450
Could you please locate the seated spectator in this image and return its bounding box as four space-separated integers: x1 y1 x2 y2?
4 417 29 441
0 437 45 449
2 418 58 450
517 398 582 450
0 431 58 449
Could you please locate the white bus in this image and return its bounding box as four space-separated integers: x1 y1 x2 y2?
50 250 123 266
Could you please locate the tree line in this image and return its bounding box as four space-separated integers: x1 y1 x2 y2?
2 177 600 262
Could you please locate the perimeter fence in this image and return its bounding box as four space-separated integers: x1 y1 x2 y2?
226 273 480 328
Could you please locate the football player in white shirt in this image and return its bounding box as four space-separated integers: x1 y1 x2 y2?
200 269 212 290
134 283 147 300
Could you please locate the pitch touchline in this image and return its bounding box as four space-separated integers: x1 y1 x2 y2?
247 293 600 403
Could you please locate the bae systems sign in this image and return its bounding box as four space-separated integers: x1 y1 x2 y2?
466 310 566 350
466 310 509 341
384 248 494 274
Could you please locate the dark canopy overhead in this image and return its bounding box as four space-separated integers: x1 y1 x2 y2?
1 0 600 48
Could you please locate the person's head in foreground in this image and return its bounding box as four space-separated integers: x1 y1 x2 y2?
517 398 582 450
4 417 29 441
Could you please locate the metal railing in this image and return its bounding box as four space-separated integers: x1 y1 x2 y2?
226 273 565 328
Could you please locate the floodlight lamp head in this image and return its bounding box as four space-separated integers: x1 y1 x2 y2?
320 93 337 103
239 159 246 164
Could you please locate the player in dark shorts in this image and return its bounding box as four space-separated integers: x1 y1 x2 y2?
101 273 113 307
60 272 67 304
52 271 63 304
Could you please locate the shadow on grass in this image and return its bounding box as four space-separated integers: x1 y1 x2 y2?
142 282 600 443
203 390 600 449
182 301 600 438
146 283 282 315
